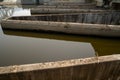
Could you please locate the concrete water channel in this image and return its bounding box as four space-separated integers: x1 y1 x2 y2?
2 12 120 37
0 6 120 55
0 4 120 80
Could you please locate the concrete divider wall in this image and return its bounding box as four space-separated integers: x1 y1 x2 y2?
21 0 36 5
45 0 85 5
0 0 91 5
1 19 120 37
0 55 120 80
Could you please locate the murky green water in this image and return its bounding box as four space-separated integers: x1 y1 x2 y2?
1 27 95 67
4 29 120 56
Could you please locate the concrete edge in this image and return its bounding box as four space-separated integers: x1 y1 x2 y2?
1 19 120 37
0 2 17 5
0 54 120 75
2 19 120 27
31 8 120 13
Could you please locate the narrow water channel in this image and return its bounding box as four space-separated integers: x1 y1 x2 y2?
0 27 95 67
0 5 120 67
3 29 120 56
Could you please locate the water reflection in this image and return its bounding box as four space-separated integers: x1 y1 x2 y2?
0 26 95 67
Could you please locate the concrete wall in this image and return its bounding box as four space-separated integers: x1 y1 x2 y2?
0 55 120 80
43 0 86 5
1 17 120 37
21 0 36 4
112 0 120 3
44 0 85 3
0 0 89 5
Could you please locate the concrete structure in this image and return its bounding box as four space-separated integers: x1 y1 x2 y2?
30 3 96 11
95 0 103 7
0 54 120 80
43 0 85 5
112 0 120 3
95 0 120 9
2 19 120 37
0 0 91 5
111 0 120 10
31 8 116 14
1 12 120 37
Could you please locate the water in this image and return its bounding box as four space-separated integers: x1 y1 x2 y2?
0 7 13 21
0 24 3 35
0 26 95 67
3 29 120 56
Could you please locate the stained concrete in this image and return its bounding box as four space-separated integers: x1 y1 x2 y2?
10 13 120 25
1 15 120 37
0 0 87 5
0 54 120 80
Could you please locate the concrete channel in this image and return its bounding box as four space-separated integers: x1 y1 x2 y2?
1 11 120 37
0 1 120 80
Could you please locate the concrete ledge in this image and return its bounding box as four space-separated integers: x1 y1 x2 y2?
0 54 120 80
1 19 120 37
1 12 120 37
31 8 120 14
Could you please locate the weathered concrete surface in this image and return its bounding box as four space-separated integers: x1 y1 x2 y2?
1 12 120 37
45 1 88 5
31 8 111 14
14 13 120 25
0 0 92 5
31 3 96 10
1 19 120 37
0 54 120 80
